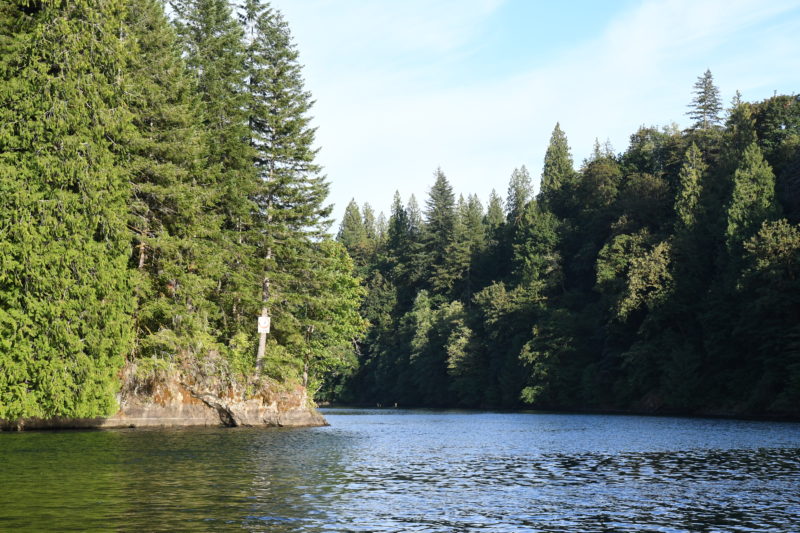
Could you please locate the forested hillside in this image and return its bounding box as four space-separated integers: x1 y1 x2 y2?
0 0 364 421
334 72 800 417
1 1 796 422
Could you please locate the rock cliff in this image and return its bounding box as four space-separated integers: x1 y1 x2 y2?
1 360 327 431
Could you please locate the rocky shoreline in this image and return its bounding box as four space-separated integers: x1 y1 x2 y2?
1 363 327 431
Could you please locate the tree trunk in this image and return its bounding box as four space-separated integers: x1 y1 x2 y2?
255 247 272 374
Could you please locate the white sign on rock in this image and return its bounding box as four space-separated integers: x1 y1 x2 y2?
258 316 271 334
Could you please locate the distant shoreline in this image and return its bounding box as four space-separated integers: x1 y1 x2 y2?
319 403 800 423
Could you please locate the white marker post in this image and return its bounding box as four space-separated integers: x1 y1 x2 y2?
256 314 271 373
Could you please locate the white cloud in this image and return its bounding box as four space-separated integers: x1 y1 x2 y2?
272 0 800 222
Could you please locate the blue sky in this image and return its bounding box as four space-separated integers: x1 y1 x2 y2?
269 0 800 225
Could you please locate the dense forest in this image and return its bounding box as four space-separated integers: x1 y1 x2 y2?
1 1 798 423
0 0 365 421
332 72 800 416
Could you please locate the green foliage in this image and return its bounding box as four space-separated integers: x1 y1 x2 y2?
337 199 369 263
294 240 368 396
540 123 576 217
513 201 560 287
337 74 800 418
3 14 797 423
506 166 533 225
726 143 779 249
688 69 722 130
172 0 259 343
125 0 223 367
0 1 134 419
0 0 365 419
675 143 706 231
424 169 462 299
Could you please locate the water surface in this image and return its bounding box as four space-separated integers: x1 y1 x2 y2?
1 409 799 531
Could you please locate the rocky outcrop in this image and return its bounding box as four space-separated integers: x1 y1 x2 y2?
1 361 327 431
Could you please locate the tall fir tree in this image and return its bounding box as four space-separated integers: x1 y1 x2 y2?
485 189 505 230
171 0 259 348
125 0 222 365
337 199 368 264
540 123 575 205
506 165 533 225
241 0 359 380
424 169 458 298
362 203 377 242
688 69 723 130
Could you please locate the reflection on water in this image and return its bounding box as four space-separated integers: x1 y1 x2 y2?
1 410 799 531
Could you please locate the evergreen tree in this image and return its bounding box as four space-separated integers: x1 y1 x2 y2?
671 143 710 297
674 143 706 232
726 143 779 248
540 123 575 199
125 0 221 366
460 194 487 297
506 165 533 225
0 1 134 418
171 0 258 346
239 0 343 377
362 203 377 242
688 69 723 130
447 196 473 301
485 189 505 230
379 192 423 313
337 199 368 260
722 102 758 171
407 194 423 236
513 201 561 288
375 212 388 245
386 191 409 258
423 169 458 298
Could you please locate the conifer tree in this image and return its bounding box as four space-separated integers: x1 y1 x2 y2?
513 202 561 287
375 212 388 245
362 203 377 242
386 192 409 257
407 194 423 237
485 190 505 230
540 123 575 198
688 69 723 130
463 194 487 252
726 143 779 248
171 0 258 345
675 143 706 232
722 102 757 170
0 1 134 418
424 169 458 297
479 189 508 282
337 199 368 264
446 196 473 300
239 0 336 375
125 0 221 364
506 166 533 225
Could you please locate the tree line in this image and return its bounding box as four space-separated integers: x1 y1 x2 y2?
0 0 365 420
333 71 800 416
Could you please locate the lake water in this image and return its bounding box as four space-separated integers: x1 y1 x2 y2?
1 409 799 531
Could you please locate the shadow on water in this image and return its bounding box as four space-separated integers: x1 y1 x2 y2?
1 410 799 531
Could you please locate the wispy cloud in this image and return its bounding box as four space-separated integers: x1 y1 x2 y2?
273 0 800 221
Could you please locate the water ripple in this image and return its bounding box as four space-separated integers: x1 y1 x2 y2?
1 411 799 531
